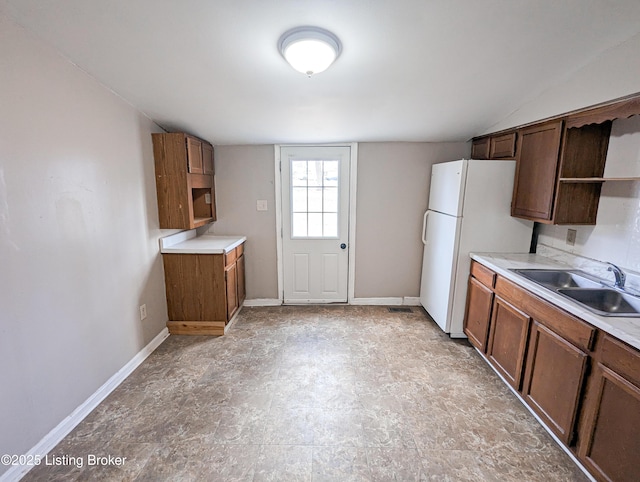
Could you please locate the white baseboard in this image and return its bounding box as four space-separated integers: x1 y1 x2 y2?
0 328 170 482
244 298 421 307
402 297 421 306
350 297 421 306
243 298 282 307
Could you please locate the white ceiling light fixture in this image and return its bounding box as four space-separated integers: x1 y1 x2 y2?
278 26 342 77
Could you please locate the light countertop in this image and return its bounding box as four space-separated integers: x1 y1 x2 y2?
160 231 246 254
472 252 640 351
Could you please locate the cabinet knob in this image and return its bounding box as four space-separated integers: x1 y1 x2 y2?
340 243 347 249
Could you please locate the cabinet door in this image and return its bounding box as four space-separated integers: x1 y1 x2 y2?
579 364 640 482
225 262 238 321
202 142 214 175
511 120 563 221
490 132 516 159
522 322 588 444
463 276 494 353
487 296 531 390
236 253 246 305
186 136 203 174
471 137 490 159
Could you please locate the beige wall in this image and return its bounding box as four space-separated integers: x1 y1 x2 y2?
207 142 470 302
207 145 279 299
0 13 173 471
354 142 470 298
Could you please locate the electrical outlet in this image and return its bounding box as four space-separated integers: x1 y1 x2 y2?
257 200 268 211
205 193 211 205
139 304 147 321
566 229 577 246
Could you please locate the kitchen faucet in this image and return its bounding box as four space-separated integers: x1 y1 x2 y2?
606 262 626 289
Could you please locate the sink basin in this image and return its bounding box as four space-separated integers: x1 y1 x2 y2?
557 288 640 317
512 269 604 289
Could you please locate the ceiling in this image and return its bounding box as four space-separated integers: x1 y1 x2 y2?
3 0 640 145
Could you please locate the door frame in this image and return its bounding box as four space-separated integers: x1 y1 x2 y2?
274 143 358 304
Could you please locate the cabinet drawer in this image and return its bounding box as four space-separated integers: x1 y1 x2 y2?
490 132 516 158
599 335 640 387
470 260 496 288
225 248 237 267
495 276 595 351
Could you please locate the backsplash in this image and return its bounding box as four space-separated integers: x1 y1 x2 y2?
537 244 640 295
537 115 640 275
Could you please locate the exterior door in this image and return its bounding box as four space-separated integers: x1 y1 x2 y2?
281 146 350 303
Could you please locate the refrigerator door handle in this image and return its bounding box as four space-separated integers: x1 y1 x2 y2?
421 210 430 245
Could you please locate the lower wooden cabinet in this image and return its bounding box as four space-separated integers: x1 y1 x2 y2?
225 261 238 320
463 276 494 352
163 242 245 335
237 251 246 305
464 260 640 482
578 336 640 482
522 321 588 444
486 296 531 390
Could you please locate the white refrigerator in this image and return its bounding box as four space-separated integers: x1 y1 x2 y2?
419 159 532 337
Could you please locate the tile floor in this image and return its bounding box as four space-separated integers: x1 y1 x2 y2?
23 306 589 481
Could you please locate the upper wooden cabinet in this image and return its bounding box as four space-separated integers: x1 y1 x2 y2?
510 120 611 224
490 132 517 158
511 120 564 221
152 132 216 230
471 132 516 160
471 136 490 159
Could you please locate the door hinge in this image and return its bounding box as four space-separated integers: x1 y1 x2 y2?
279 161 282 172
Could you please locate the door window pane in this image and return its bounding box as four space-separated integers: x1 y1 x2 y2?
324 161 339 186
323 213 338 237
291 161 308 186
308 187 323 212
290 159 340 238
323 187 338 212
292 187 307 212
307 161 323 186
292 213 307 237
308 213 323 236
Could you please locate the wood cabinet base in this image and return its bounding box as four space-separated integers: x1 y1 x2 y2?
166 307 242 336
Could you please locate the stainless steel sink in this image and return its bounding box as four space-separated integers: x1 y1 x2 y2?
511 269 604 289
557 288 640 317
510 268 640 317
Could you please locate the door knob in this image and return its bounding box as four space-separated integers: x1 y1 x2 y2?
340 243 347 249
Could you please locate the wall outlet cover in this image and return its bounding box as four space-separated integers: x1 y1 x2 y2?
139 304 147 321
257 200 268 211
566 229 577 246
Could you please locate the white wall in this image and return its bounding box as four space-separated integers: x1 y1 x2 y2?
485 31 640 134
207 145 278 299
538 116 640 272
0 13 173 473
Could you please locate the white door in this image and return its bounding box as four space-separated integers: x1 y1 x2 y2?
281 146 350 303
419 210 461 332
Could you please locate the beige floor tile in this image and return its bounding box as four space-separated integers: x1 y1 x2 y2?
22 306 589 482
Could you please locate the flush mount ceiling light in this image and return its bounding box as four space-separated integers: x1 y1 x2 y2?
278 26 342 77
